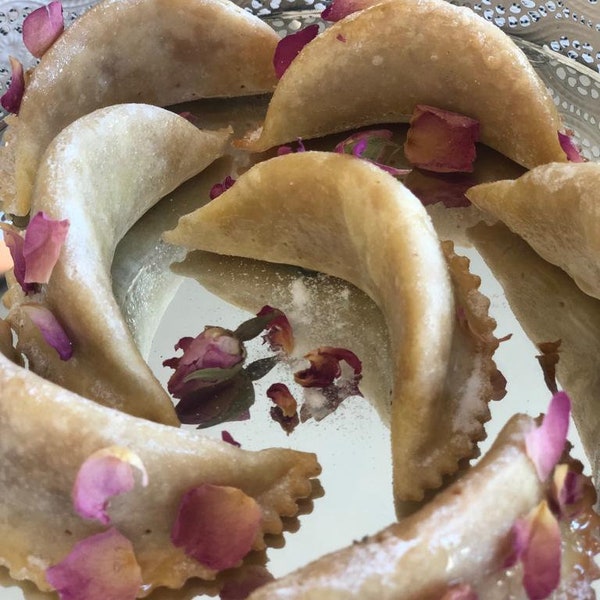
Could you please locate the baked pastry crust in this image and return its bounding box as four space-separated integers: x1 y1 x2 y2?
241 0 566 170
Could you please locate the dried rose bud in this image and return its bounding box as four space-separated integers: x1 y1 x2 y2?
295 346 362 388
404 105 480 173
257 305 294 354
163 326 245 400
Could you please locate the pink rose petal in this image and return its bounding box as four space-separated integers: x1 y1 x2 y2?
439 584 479 600
0 223 37 294
46 528 141 600
277 139 306 155
21 303 73 360
23 2 64 58
321 0 374 21
551 463 586 518
558 131 586 162
23 211 69 284
273 25 319 79
171 484 262 571
0 57 25 115
508 501 561 600
72 446 148 525
525 392 571 481
404 105 480 173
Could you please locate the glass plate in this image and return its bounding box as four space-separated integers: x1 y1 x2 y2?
0 1 599 599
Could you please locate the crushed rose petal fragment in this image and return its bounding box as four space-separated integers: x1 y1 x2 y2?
273 24 319 79
23 211 70 284
551 463 586 518
277 139 306 155
210 175 236 200
525 391 571 481
508 501 561 600
171 484 262 571
72 446 148 525
0 56 25 114
23 1 64 58
257 305 294 354
294 346 362 388
219 564 275 600
45 528 142 600
439 584 479 599
404 105 480 173
558 131 586 162
21 303 73 360
535 340 561 395
221 430 242 447
163 327 245 400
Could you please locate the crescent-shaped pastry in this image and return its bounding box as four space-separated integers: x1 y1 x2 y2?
163 151 500 506
241 0 566 170
0 343 320 595
468 221 600 490
8 0 278 217
4 104 231 426
466 162 600 301
247 411 599 599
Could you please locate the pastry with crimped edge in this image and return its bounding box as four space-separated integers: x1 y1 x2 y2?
164 151 503 510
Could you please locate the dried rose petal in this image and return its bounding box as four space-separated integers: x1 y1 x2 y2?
257 305 294 354
72 446 148 525
404 105 480 173
525 392 571 481
508 501 561 600
267 382 297 417
535 340 561 395
558 131 586 163
273 25 319 79
294 346 362 388
210 176 236 200
163 326 245 400
334 129 409 177
171 484 262 571
0 57 25 115
23 1 64 58
23 211 69 284
45 528 142 600
321 0 374 21
21 303 72 360
221 430 241 447
0 223 37 294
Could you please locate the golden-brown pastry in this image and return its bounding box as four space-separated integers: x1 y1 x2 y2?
466 162 600 301
241 0 566 170
0 341 320 596
247 407 599 599
4 104 230 425
164 151 500 508
8 0 278 217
